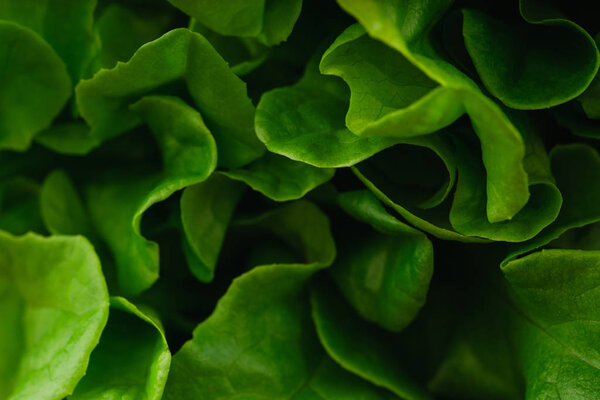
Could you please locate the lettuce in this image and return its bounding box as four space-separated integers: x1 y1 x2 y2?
2 1 600 399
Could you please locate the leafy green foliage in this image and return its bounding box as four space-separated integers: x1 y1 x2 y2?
70 297 171 400
334 191 433 331
180 174 245 282
0 232 108 400
167 0 302 46
462 5 599 109
223 153 335 201
85 95 217 295
0 0 97 82
76 28 264 166
311 281 431 400
3 0 600 399
0 21 71 150
504 250 600 398
164 201 335 399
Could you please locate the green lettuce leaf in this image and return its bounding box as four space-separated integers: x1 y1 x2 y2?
86 95 217 295
94 3 177 70
353 119 561 242
447 126 561 242
167 0 302 46
223 153 335 202
503 250 600 399
189 18 269 76
40 170 92 237
256 52 406 168
76 28 264 167
164 200 336 399
311 281 431 400
319 24 456 139
504 143 600 259
0 0 97 82
69 297 170 400
351 131 478 242
336 0 529 224
0 21 71 150
333 190 433 331
180 174 245 283
0 231 108 400
499 144 600 398
462 3 599 109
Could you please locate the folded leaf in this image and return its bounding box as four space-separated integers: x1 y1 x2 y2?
256 55 398 168
352 132 485 242
86 95 217 295
462 4 599 109
319 24 457 138
354 121 561 242
164 200 335 399
69 297 170 400
504 143 600 259
311 281 431 400
189 19 269 76
180 174 245 282
337 0 529 223
448 128 561 242
76 28 264 167
223 152 335 201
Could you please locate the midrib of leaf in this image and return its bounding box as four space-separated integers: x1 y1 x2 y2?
511 300 600 371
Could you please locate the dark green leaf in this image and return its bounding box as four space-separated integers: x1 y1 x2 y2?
334 190 433 331
223 153 335 202
86 95 217 295
310 281 431 400
180 174 245 282
76 28 264 167
70 297 170 400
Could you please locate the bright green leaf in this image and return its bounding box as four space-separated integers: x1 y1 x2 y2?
0 231 108 400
